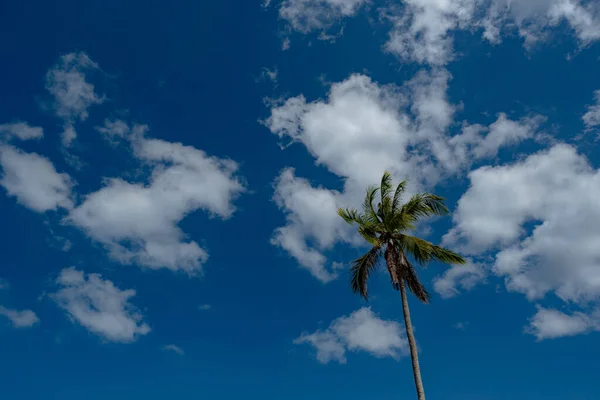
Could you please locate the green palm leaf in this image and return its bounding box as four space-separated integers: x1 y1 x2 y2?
350 246 381 300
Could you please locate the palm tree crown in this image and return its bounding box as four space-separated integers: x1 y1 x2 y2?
338 171 466 302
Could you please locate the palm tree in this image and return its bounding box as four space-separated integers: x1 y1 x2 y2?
338 172 466 400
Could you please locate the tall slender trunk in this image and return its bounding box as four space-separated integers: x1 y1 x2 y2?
400 278 426 400
386 244 426 400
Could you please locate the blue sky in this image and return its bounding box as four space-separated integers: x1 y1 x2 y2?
1 0 600 399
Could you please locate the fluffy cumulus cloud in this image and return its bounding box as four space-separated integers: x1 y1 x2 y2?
67 126 246 274
0 145 74 212
444 144 600 338
0 306 40 328
45 52 104 146
278 0 368 33
294 307 408 363
433 260 486 299
1 54 247 275
271 169 352 282
447 113 544 166
527 306 600 340
385 0 477 65
51 267 150 343
0 119 73 213
265 71 541 281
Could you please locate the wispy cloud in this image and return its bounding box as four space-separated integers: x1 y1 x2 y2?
45 52 104 146
162 344 185 355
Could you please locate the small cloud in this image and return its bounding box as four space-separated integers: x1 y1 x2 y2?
294 307 408 364
0 305 40 328
162 344 184 355
258 67 279 87
278 0 367 34
51 267 150 343
45 51 104 146
453 322 468 331
526 306 599 341
0 145 75 213
583 89 600 133
198 304 211 311
281 38 291 51
0 278 9 290
0 122 44 141
433 261 486 299
95 119 130 141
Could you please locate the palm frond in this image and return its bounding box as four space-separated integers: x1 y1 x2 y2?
402 193 449 218
391 180 407 214
398 234 466 266
379 172 394 221
338 207 363 225
350 246 382 300
396 234 433 266
358 226 381 246
362 185 381 224
403 260 431 303
430 245 466 265
392 194 450 231
380 171 393 203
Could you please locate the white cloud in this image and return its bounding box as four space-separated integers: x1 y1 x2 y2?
51 267 150 343
383 0 600 65
95 118 130 140
0 278 8 290
0 122 43 141
0 306 39 328
45 52 104 145
449 113 544 162
61 125 77 147
282 37 292 50
296 330 347 363
0 145 74 212
275 0 600 65
198 304 212 311
483 0 600 47
445 144 600 338
583 89 600 130
294 307 408 364
265 73 435 280
259 67 279 85
67 126 246 274
271 169 352 282
265 71 538 281
385 0 476 65
279 0 368 33
433 261 486 299
162 344 185 355
527 306 599 340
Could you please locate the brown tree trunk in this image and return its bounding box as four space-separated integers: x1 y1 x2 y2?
400 278 426 400
386 243 426 399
